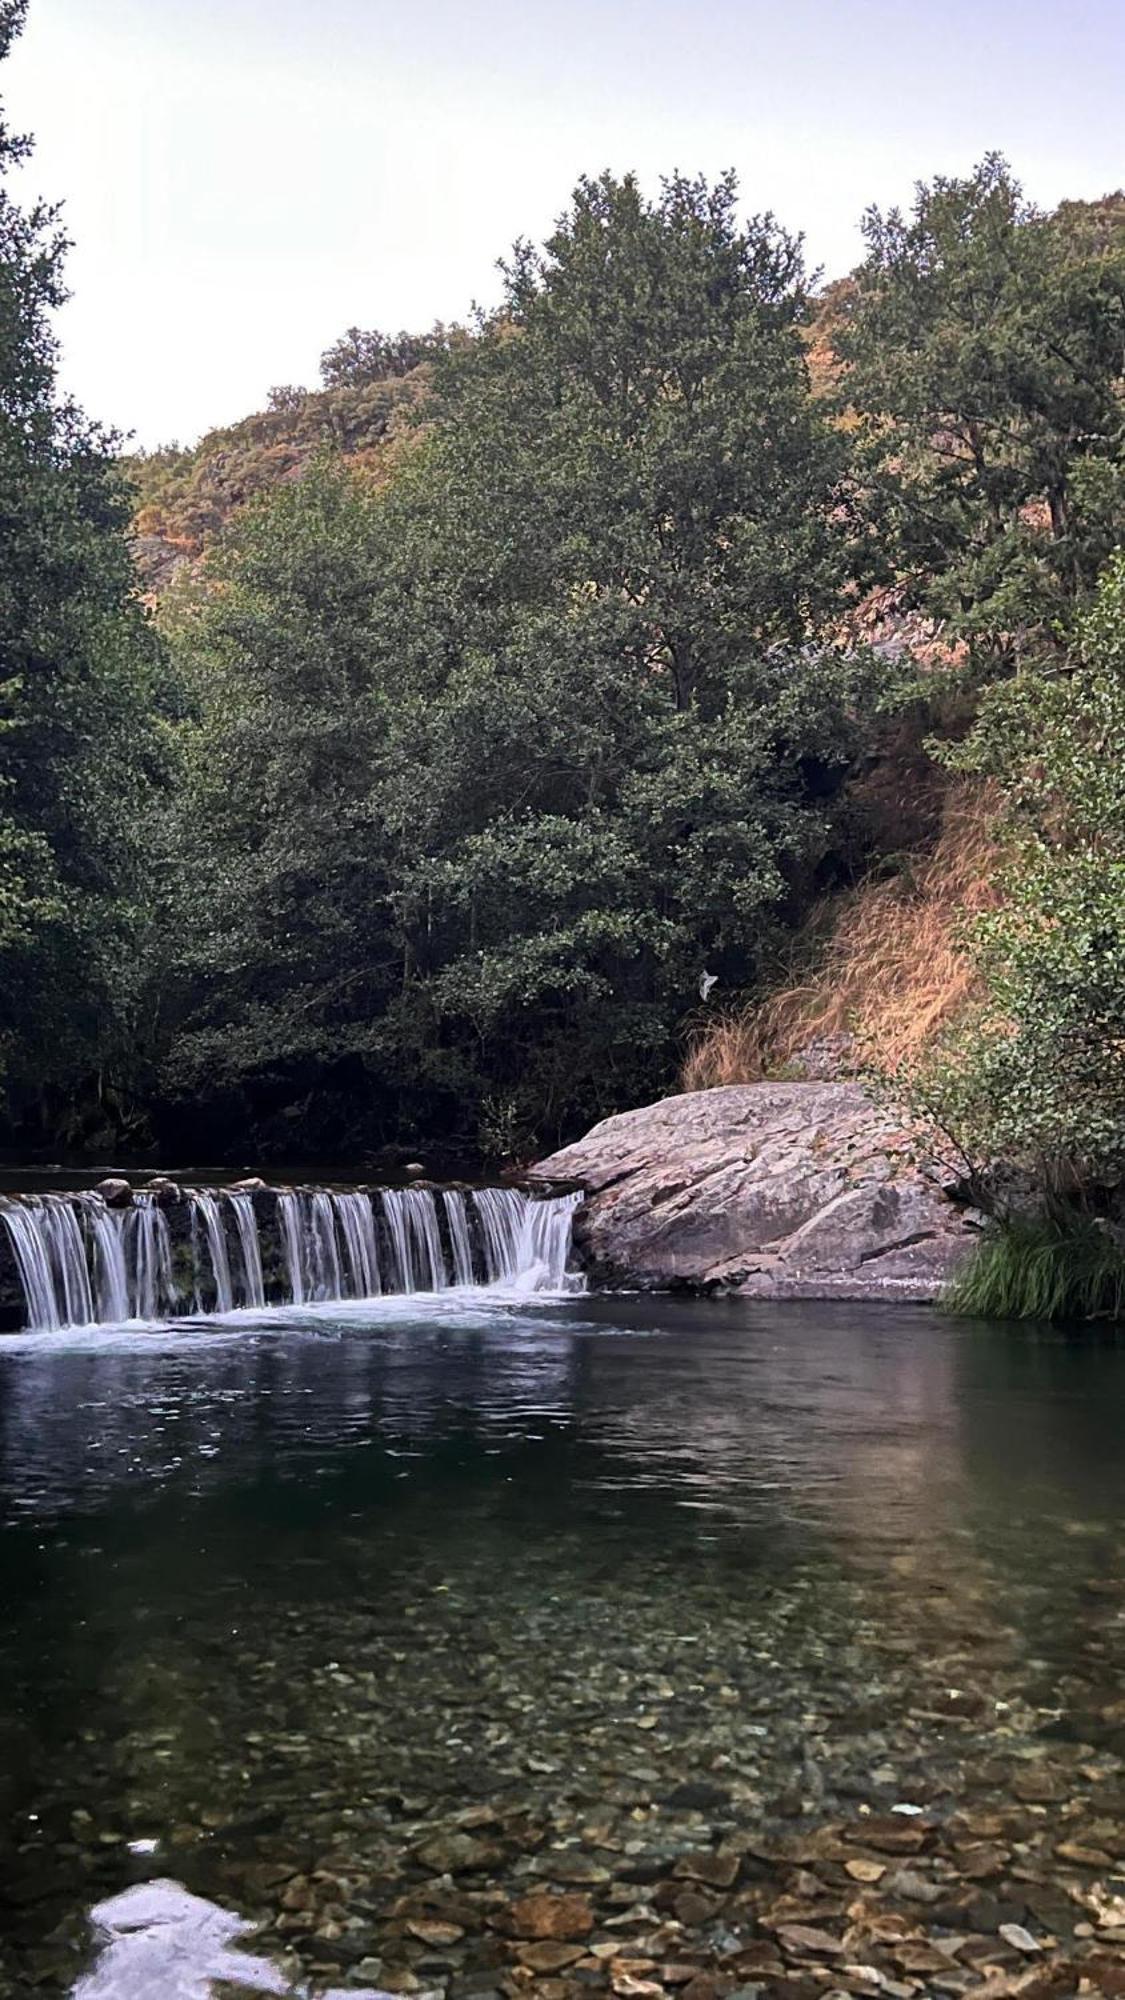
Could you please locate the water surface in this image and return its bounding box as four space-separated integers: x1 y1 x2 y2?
1 1296 1124 1995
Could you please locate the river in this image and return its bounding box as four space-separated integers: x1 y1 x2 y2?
0 1296 1123 1994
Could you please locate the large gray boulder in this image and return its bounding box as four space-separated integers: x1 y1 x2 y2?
531 1082 979 1301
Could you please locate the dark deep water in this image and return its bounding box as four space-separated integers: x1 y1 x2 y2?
1 1297 1124 1995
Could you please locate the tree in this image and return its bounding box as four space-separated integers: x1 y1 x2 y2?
0 0 168 1143
164 173 877 1157
836 157 1125 664
319 324 452 388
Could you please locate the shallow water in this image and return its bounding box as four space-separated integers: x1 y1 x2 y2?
1 1296 1124 1996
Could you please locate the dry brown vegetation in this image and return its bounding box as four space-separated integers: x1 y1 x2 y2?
682 781 1002 1090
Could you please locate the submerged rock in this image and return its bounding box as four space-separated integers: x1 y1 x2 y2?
532 1082 979 1300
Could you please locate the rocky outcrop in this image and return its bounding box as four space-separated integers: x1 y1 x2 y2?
532 1082 980 1301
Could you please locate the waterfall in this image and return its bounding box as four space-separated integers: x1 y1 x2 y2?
380 1191 415 1293
513 1189 584 1292
403 1188 446 1292
80 1196 130 1324
334 1192 381 1299
276 1191 306 1305
40 1197 95 1328
126 1197 176 1320
442 1190 476 1286
227 1193 266 1309
473 1187 526 1282
190 1191 234 1313
2 1202 61 1331
1 1182 582 1331
307 1191 343 1301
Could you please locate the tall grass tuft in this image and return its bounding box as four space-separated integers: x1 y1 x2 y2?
682 783 1001 1089
946 1210 1125 1323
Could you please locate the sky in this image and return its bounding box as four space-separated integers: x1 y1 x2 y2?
5 0 1124 450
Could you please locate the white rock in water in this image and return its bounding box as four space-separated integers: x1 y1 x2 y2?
73 1879 395 1999
74 1878 290 1998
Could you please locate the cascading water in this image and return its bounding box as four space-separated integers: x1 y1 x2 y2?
2 1202 60 1331
0 1182 582 1332
513 1189 584 1292
473 1187 527 1282
442 1190 475 1286
81 1196 130 1324
384 1188 446 1293
334 1192 381 1299
308 1191 343 1302
191 1190 234 1313
276 1191 308 1306
126 1197 176 1321
227 1193 266 1309
39 1197 95 1328
380 1190 416 1293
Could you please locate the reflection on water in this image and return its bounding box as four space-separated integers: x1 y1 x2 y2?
0 1296 1124 1995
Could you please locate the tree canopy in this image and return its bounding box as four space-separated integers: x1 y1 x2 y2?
0 0 167 1145
836 157 1125 663
162 173 880 1157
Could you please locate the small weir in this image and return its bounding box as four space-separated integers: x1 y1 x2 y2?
0 1184 582 1333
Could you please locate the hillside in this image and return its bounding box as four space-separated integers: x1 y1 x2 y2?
126 366 432 592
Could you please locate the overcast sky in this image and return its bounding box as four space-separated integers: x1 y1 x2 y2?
5 0 1123 450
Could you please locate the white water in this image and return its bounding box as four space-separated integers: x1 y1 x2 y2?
228 1193 266 1308
334 1191 381 1298
2 1184 582 1332
443 1189 475 1285
192 1190 234 1313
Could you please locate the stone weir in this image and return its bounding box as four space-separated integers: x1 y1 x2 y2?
531 1081 982 1302
0 1180 583 1333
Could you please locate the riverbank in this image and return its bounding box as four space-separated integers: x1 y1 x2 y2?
533 1082 980 1302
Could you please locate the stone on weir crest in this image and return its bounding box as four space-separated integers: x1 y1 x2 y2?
532 1080 980 1301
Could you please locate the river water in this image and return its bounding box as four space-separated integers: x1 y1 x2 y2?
1 1296 1123 1996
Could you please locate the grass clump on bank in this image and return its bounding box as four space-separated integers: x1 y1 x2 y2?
946 1210 1125 1324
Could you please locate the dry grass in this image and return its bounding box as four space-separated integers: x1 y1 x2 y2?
682 783 1002 1091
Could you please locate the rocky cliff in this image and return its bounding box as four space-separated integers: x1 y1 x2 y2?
532 1082 979 1301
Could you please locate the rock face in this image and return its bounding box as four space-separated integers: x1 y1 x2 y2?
532 1082 979 1301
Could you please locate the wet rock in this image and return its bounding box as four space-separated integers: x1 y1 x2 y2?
95 1178 133 1208
1011 1769 1066 1805
673 1853 741 1890
847 1819 928 1856
517 1943 589 1972
843 1860 885 1885
999 1923 1042 1954
665 1784 733 1814
410 1921 467 1947
670 1891 719 1927
499 1895 595 1942
143 1177 183 1206
772 1923 844 1958
415 1835 505 1876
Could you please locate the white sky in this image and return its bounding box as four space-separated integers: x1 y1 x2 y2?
5 0 1124 450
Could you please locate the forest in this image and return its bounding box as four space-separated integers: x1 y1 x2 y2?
2 0 1125 1248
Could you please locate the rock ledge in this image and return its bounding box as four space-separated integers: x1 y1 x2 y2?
532 1082 979 1301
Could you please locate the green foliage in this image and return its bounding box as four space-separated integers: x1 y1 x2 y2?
907 555 1125 1192
319 324 454 388
946 1209 1125 1324
162 173 879 1154
0 1 168 1143
837 157 1125 663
